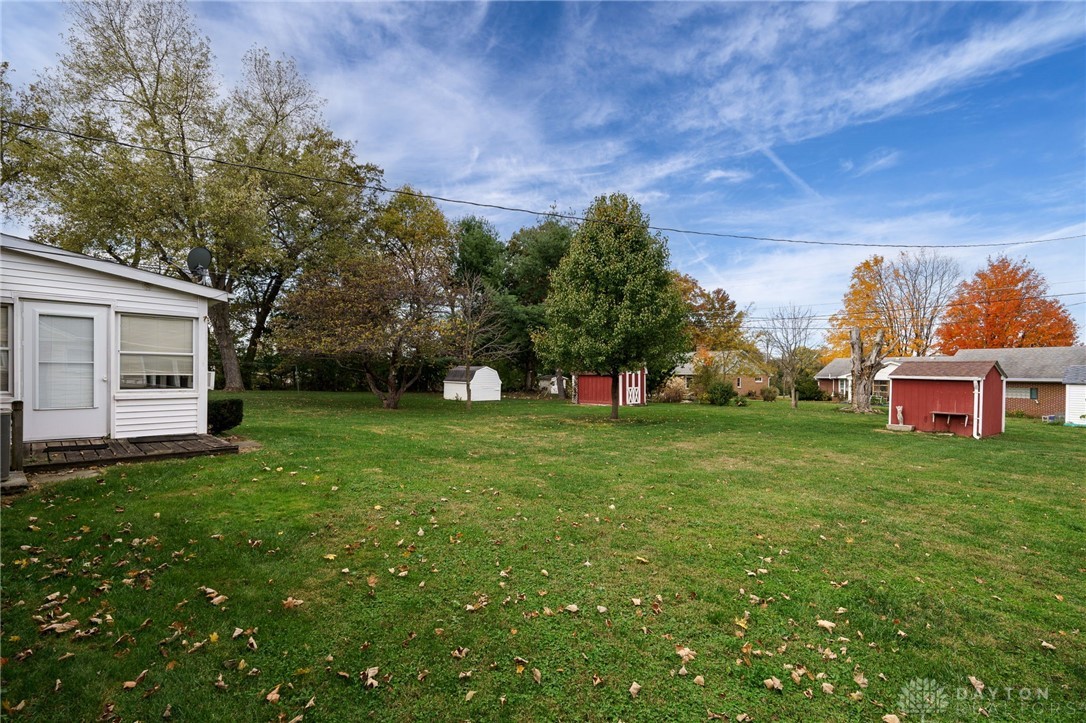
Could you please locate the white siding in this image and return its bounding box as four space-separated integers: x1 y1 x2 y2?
1066 384 1086 427
115 395 201 438
1 251 200 315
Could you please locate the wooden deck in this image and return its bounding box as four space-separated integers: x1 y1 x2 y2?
23 434 239 472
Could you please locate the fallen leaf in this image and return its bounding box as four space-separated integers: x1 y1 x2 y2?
631 598 641 606
465 690 476 701
122 670 148 690
459 670 473 680
1041 641 1056 650
694 675 705 686
636 556 649 564
882 716 901 723
592 673 603 687
323 554 336 561
737 714 753 722
215 673 227 690
764 676 782 691
675 645 697 664
848 691 863 701
854 671 868 688
817 619 836 632
532 668 542 684
451 646 469 659
266 684 281 703
210 595 228 606
822 682 834 695
564 604 579 614
968 675 984 694
629 681 641 698
597 605 607 614
282 597 305 609
247 636 258 651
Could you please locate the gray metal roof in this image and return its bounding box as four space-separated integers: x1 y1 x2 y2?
953 346 1086 382
444 365 489 382
1063 365 1086 385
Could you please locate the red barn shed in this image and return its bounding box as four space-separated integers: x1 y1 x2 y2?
574 369 647 406
888 360 1006 439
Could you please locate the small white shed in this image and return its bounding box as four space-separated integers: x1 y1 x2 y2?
1063 365 1086 427
1 234 229 442
443 366 501 402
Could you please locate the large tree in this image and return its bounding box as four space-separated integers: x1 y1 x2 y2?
673 273 753 353
827 251 960 358
500 217 574 389
534 193 687 419
5 0 377 390
277 187 453 409
936 255 1079 353
762 304 817 409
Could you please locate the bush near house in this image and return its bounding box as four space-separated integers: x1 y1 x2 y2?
706 380 736 406
208 398 244 434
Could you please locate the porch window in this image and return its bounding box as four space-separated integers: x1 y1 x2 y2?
119 315 194 390
0 305 9 393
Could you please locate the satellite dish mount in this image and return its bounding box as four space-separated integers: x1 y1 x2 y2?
186 247 213 286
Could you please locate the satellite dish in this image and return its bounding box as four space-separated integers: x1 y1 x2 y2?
186 247 212 284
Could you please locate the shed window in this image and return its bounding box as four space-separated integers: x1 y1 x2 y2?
0 305 9 393
119 315 194 389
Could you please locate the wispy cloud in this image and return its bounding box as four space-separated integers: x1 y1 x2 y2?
704 168 752 184
854 149 902 177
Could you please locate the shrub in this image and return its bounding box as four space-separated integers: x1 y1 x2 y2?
734 396 747 407
656 377 687 403
706 380 736 406
761 387 778 402
208 398 244 434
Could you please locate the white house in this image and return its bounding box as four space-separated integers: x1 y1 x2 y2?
1064 366 1086 427
1 234 229 442
443 365 502 402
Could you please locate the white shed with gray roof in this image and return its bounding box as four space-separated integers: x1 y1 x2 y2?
443 365 501 402
1063 365 1086 427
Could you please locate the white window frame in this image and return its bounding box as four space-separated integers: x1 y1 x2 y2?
0 304 10 395
118 314 196 391
736 377 742 388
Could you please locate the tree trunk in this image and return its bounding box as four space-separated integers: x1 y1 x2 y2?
241 275 285 389
849 327 886 413
791 385 798 409
465 366 473 411
208 302 245 391
555 367 566 400
610 370 620 420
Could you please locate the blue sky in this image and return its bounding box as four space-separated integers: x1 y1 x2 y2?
3 1 1085 338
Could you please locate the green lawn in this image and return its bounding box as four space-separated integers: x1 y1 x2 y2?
2 394 1083 721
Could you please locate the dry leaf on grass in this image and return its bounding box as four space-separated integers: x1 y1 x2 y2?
592 673 603 687
532 668 541 684
882 716 901 723
282 597 304 609
122 670 148 690
451 646 469 659
1041 641 1056 650
968 675 985 693
266 684 281 703
816 619 836 632
694 675 705 687
853 671 868 688
822 682 834 695
764 677 782 691
465 690 476 701
629 681 641 698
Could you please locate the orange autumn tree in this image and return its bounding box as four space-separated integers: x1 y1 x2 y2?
936 255 1079 354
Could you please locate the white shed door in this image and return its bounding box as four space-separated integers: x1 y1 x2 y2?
23 302 109 441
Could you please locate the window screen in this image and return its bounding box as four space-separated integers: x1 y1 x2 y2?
119 316 194 389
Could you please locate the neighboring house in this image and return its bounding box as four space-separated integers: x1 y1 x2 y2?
952 347 1086 418
574 369 647 406
1061 365 1086 427
815 358 852 400
1 234 228 442
888 360 1006 439
443 365 502 402
673 350 771 396
816 356 950 402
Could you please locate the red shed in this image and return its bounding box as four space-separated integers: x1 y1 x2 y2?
574 369 647 406
888 360 1006 438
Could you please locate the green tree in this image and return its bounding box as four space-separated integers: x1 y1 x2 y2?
500 217 574 389
6 0 379 390
534 193 687 419
277 187 453 409
453 215 504 287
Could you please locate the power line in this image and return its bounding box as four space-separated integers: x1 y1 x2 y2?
5 119 1085 250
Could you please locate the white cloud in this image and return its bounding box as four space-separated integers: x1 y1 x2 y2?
854 149 902 177
704 168 752 184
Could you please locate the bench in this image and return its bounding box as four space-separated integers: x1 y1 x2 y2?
931 411 969 427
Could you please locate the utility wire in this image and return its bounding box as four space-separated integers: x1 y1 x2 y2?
5 119 1085 250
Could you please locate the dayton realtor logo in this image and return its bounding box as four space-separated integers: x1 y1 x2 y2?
898 677 1060 720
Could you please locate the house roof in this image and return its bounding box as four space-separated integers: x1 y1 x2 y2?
444 365 491 382
952 346 1086 382
1 234 230 303
889 360 1005 381
1063 365 1086 385
817 355 952 380
814 358 852 379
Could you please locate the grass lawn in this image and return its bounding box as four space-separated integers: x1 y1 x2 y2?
2 393 1083 721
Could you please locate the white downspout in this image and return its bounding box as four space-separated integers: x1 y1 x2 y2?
973 380 982 439
1001 376 1006 433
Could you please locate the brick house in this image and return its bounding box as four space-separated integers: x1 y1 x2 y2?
673 350 771 397
952 347 1086 418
